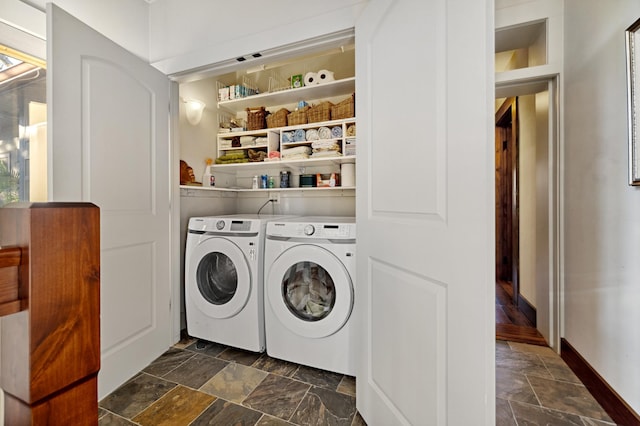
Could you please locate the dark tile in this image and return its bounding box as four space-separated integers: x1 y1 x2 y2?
290 386 356 425
163 353 228 389
132 385 215 426
98 412 137 425
539 354 581 384
495 367 539 405
337 375 356 396
142 347 195 376
200 362 267 403
292 365 344 390
510 400 585 425
218 347 263 366
99 373 177 418
580 418 617 425
191 398 262 426
243 374 310 420
351 411 367 426
256 415 295 425
253 354 299 377
186 339 228 357
527 376 613 422
495 347 552 379
98 407 108 419
496 397 517 426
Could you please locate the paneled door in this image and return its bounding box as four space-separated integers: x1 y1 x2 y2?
47 5 173 398
355 0 495 424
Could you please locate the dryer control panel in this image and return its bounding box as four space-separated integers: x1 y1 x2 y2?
267 217 356 240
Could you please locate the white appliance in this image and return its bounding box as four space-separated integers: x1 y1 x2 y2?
185 214 292 352
264 216 357 375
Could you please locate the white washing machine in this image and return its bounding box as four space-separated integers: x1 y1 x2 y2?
185 214 292 352
264 216 357 375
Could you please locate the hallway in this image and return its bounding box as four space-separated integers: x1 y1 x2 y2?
496 280 547 346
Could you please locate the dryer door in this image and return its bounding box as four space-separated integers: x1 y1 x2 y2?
267 244 353 338
188 237 251 319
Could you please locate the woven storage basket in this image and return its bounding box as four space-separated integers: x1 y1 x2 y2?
331 93 355 120
287 106 310 126
246 107 266 130
266 108 289 128
307 101 333 123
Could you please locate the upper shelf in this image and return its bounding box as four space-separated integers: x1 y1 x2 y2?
218 77 355 113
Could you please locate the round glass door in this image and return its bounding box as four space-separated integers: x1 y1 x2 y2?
282 261 336 321
267 244 353 338
187 237 251 319
196 252 238 305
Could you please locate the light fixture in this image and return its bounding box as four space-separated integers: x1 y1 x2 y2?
183 98 206 125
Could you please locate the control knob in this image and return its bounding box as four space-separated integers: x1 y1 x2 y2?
304 224 315 236
216 220 225 230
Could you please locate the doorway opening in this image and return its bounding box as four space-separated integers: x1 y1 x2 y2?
494 78 560 349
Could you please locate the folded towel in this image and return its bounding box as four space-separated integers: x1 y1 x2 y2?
311 151 341 158
293 129 306 141
255 137 268 144
282 153 310 160
318 126 332 140
282 131 294 142
331 126 343 138
240 136 256 146
282 146 312 157
311 140 340 150
305 129 319 141
346 124 356 137
268 151 281 159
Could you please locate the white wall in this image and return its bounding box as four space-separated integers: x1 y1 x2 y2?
519 94 537 306
564 0 640 414
148 0 367 75
14 0 149 60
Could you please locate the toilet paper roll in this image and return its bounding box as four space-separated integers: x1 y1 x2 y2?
341 163 355 187
316 69 335 84
304 71 318 86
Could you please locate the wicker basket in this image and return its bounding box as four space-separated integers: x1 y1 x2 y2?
266 108 289 128
331 93 355 120
307 101 333 123
287 106 310 126
246 107 266 130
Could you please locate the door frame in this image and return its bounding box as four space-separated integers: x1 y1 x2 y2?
495 76 562 351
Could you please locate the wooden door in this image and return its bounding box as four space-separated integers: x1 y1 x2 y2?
47 4 173 398
495 97 519 304
355 0 495 424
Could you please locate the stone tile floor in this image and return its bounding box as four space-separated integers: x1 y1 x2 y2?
98 338 615 425
496 340 614 425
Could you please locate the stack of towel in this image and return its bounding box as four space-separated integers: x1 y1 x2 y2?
311 140 341 158
215 150 248 164
282 146 312 160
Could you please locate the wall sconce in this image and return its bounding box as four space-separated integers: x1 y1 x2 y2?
183 98 206 125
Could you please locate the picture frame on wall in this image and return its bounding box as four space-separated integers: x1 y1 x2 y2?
625 17 640 185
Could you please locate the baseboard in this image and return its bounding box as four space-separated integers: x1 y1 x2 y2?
517 294 536 326
561 338 640 425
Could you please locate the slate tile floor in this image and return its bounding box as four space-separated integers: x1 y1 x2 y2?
496 340 615 425
99 337 614 425
99 337 363 425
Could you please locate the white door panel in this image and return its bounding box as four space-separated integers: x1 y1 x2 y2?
47 4 172 398
356 0 495 424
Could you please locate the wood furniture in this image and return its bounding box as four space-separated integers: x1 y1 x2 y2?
0 202 100 425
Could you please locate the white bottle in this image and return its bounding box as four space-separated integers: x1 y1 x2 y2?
202 166 212 187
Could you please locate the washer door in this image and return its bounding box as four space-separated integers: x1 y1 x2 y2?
188 237 251 319
267 244 353 338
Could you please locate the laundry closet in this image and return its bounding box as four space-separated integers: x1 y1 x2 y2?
177 40 357 329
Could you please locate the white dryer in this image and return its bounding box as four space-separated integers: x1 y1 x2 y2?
185 214 291 352
264 216 356 375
